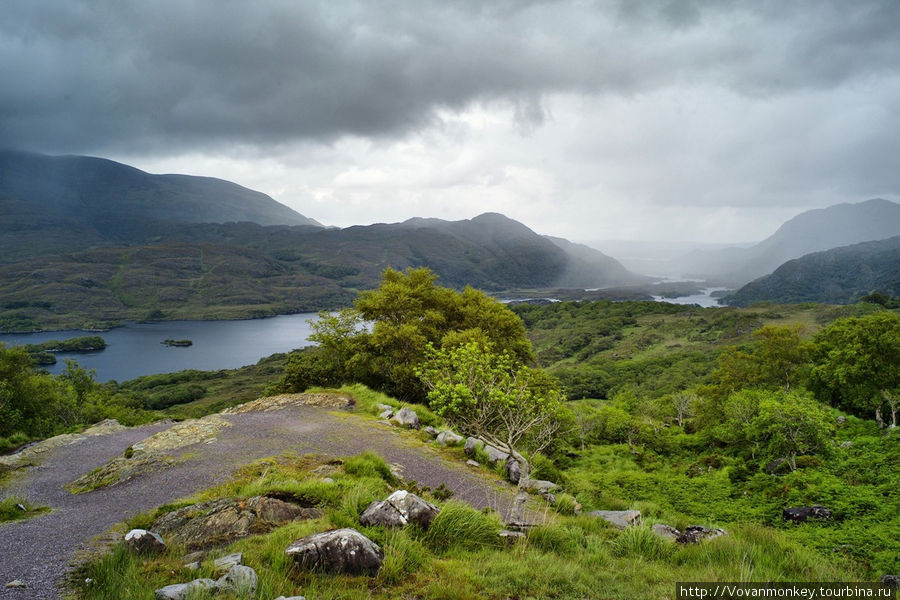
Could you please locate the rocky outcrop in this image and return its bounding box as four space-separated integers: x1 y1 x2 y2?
216 564 257 596
390 407 420 429
782 506 832 523
651 524 681 540
0 419 126 470
124 529 166 554
676 525 727 544
153 496 322 550
463 437 510 464
213 552 243 572
285 528 383 575
223 392 353 413
360 490 440 529
588 510 642 529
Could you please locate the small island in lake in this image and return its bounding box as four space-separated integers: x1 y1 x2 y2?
162 339 193 347
23 335 107 365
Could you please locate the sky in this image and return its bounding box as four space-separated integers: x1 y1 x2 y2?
2 0 899 243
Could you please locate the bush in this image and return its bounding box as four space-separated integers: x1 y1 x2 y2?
343 451 397 484
528 523 585 555
424 501 503 552
610 526 672 560
555 493 578 515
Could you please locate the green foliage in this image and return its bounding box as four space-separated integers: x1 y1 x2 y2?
611 526 673 560
343 451 398 485
528 523 586 556
810 312 900 421
423 501 503 552
0 496 49 523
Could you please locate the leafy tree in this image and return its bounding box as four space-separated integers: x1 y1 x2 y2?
418 341 565 525
280 267 535 401
810 312 900 426
667 390 697 427
752 325 811 392
749 390 833 471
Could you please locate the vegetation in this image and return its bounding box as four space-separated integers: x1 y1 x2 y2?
0 496 49 523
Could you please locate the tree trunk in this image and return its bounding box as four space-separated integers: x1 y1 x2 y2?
508 451 530 527
876 406 885 429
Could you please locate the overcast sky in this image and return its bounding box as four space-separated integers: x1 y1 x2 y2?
2 1 899 243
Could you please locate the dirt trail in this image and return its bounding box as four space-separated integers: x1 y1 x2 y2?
0 406 520 599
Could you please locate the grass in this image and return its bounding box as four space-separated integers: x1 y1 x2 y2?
0 496 50 523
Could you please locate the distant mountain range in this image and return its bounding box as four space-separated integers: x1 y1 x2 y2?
725 236 900 307
0 151 641 330
681 199 900 285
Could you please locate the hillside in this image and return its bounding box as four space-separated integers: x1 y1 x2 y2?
725 236 900 307
681 199 900 285
0 150 321 262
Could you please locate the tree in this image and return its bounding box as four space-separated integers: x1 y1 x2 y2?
752 325 811 392
418 341 564 525
749 390 833 471
669 390 697 427
810 312 900 426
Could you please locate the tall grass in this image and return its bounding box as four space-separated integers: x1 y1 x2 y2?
423 501 503 552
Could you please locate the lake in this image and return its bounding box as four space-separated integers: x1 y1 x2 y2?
0 313 319 382
651 287 729 308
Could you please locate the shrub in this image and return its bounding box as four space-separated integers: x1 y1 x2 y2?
528 523 585 555
555 493 577 515
610 526 672 561
343 451 397 484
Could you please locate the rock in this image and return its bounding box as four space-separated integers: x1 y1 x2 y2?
676 525 726 544
216 565 258 596
391 407 420 429
881 575 900 590
484 444 510 465
378 409 394 419
375 403 394 413
836 415 847 426
651 524 681 540
124 529 166 554
15 503 26 512
435 430 464 446
213 552 243 571
153 496 323 550
360 490 440 529
766 457 790 474
183 562 201 572
466 459 480 467
588 510 643 529
286 528 384 575
5 580 27 589
526 479 560 494
782 505 832 523
154 579 218 600
506 458 521 484
274 597 308 600
839 441 853 448
464 437 484 456
540 491 557 504
499 530 525 545
422 426 439 438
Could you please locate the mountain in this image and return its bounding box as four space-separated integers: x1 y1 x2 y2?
681 199 900 285
725 236 900 306
0 150 321 261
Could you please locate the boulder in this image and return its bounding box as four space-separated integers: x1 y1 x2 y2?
588 510 642 529
375 403 394 413
836 416 847 426
651 524 681 540
286 528 383 575
423 426 439 438
213 552 243 571
435 430 464 446
391 407 420 429
526 479 560 494
378 409 394 419
124 529 166 554
881 575 900 590
506 458 521 484
154 578 218 600
782 505 832 523
464 437 484 456
676 525 726 544
466 459 480 467
274 597 308 600
5 580 27 589
216 565 258 596
360 490 440 529
839 441 853 449
153 496 322 550
483 444 510 465
499 530 525 545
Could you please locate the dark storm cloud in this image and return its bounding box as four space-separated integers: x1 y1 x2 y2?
1 0 899 154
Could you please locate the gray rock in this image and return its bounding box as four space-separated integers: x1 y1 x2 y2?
154 579 218 600
540 491 557 504
378 409 394 419
526 479 560 494
464 437 484 456
466 459 480 467
375 403 394 413
782 506 832 523
391 407 420 429
506 458 521 484
588 510 643 529
435 430 464 446
839 441 853 448
286 528 383 575
124 529 166 554
423 426 439 438
484 444 510 465
216 564 258 596
836 415 847 426
183 562 201 572
5 580 27 589
676 525 726 544
274 596 308 600
651 524 681 540
15 503 26 512
881 575 900 590
213 552 243 571
360 490 440 529
499 530 525 545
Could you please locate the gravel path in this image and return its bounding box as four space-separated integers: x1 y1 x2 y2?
0 407 520 599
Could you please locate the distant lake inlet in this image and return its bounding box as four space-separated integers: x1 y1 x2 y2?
0 313 320 382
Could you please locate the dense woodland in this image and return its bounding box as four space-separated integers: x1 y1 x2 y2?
3 268 899 590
